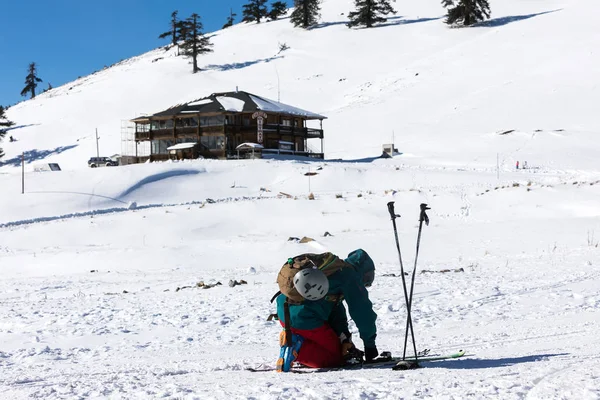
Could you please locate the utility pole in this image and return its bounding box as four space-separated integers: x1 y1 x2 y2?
96 128 100 158
496 153 500 180
274 64 281 102
21 152 24 194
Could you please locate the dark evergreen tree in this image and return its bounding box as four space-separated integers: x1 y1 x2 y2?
347 0 396 28
20 62 43 99
242 0 269 23
268 1 288 21
180 14 213 73
173 19 191 56
290 0 321 28
442 0 490 26
0 105 15 159
176 19 191 43
158 11 180 46
222 8 237 29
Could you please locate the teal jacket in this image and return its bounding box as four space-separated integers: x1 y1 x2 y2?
276 249 377 348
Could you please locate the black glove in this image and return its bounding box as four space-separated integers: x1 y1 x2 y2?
365 346 379 362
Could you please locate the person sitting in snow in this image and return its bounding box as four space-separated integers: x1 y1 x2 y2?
273 249 378 372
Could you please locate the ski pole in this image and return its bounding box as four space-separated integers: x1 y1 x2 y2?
387 202 419 363
402 203 430 360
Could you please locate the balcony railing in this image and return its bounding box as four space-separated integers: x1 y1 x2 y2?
226 124 323 138
135 124 323 141
261 149 324 159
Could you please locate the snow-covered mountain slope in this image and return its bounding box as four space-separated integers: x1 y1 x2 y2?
2 0 599 170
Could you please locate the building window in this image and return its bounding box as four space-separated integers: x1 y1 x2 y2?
176 118 199 127
136 123 150 133
151 140 175 154
152 120 171 130
282 119 291 127
200 115 225 126
200 135 226 150
243 117 250 126
177 137 197 144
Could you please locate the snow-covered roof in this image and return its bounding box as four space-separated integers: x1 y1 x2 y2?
236 142 264 150
248 94 325 119
187 99 213 107
216 96 246 112
167 143 197 151
138 91 326 121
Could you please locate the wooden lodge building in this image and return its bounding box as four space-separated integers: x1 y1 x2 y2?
128 91 326 162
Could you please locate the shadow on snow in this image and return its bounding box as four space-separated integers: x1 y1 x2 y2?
263 153 402 164
374 16 444 28
312 15 443 30
5 123 40 132
425 353 569 369
117 169 202 199
475 10 561 27
0 145 78 167
205 55 283 72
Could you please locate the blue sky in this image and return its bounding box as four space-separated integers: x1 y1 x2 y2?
0 0 292 107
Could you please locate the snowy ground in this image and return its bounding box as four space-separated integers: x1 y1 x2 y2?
2 0 600 398
1 158 600 399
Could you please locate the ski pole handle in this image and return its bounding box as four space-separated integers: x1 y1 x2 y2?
419 203 431 226
387 201 400 220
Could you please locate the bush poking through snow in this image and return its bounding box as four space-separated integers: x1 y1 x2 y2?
228 280 248 287
588 231 599 247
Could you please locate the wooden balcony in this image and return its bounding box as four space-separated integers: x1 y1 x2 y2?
135 125 225 141
224 124 323 138
134 124 323 142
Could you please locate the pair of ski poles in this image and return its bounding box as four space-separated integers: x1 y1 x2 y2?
387 202 430 367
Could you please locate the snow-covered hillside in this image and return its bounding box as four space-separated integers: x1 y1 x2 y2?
1 0 600 399
2 0 599 170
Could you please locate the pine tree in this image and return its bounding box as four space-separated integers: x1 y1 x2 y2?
173 19 191 56
222 8 237 29
0 105 15 159
347 0 396 28
290 0 321 28
268 1 288 21
180 14 213 73
242 0 269 23
20 62 43 99
176 19 191 43
158 11 180 46
442 0 491 26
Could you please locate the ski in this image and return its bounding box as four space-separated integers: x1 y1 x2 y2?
246 349 466 373
401 349 466 363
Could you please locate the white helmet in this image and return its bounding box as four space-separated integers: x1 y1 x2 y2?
293 268 329 301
